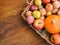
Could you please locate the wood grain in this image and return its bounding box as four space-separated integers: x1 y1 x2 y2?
0 0 50 45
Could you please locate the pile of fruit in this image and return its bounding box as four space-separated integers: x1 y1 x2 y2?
25 0 60 45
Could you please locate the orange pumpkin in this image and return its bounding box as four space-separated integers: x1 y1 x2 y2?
44 15 60 34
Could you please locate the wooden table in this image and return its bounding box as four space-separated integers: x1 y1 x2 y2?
0 0 50 45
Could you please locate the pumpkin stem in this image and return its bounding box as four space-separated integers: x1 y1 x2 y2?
51 19 55 24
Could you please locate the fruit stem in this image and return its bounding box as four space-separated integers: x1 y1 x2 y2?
51 19 55 24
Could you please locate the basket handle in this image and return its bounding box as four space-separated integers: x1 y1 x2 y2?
26 0 34 5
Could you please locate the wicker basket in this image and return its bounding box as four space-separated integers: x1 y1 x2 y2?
21 0 54 45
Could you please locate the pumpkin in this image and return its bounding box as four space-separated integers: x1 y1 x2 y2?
44 15 60 34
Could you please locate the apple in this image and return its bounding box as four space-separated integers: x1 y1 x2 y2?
51 34 60 45
26 16 34 24
30 5 38 11
32 11 41 18
57 10 60 16
52 8 58 14
53 1 60 9
40 16 45 20
46 11 52 16
38 5 43 10
51 0 57 2
46 3 53 11
26 11 32 16
33 18 44 30
35 0 42 6
40 8 46 16
42 0 50 4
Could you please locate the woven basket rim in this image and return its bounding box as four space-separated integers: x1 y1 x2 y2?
21 0 54 45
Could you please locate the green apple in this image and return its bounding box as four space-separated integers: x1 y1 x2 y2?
38 5 43 10
32 11 41 18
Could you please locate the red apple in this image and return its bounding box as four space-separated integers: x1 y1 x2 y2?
51 34 60 45
30 5 38 11
46 3 53 11
33 18 44 30
52 8 58 14
42 0 50 4
26 16 34 24
40 8 46 16
51 0 57 2
57 10 60 16
53 1 60 9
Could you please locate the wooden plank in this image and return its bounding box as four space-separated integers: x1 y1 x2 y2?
0 0 49 45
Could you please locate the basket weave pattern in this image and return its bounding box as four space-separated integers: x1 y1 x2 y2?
21 0 54 45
